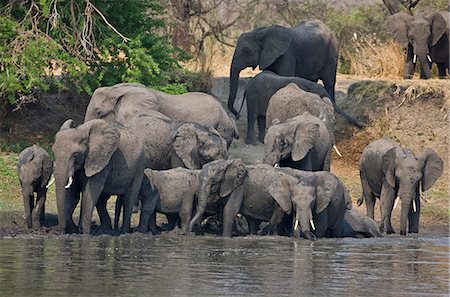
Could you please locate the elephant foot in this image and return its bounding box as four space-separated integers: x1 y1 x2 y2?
301 230 317 241
400 230 407 236
245 138 258 146
386 228 395 234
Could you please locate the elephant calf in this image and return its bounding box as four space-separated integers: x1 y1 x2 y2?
17 145 53 229
342 208 382 238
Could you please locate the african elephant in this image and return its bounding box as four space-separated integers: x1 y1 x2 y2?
263 112 332 171
16 145 53 229
84 83 239 147
342 208 382 238
136 167 200 234
228 19 338 120
52 119 145 234
358 137 443 235
235 71 363 144
387 11 449 79
275 168 350 240
188 159 248 237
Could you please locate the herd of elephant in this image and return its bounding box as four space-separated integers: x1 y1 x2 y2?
16 16 446 240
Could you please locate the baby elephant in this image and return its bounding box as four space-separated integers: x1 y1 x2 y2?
342 208 382 238
17 145 54 229
137 168 200 234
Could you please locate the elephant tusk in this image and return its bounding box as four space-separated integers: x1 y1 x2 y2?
46 176 55 189
65 176 73 189
427 55 432 63
294 219 299 231
412 54 417 64
393 196 400 210
333 145 343 157
412 200 417 213
310 219 316 231
274 163 280 168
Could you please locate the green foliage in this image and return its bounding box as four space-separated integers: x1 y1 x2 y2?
0 0 188 107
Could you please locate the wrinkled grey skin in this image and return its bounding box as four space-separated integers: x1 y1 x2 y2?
235 71 362 144
136 168 200 234
263 113 332 171
52 119 145 234
277 168 350 240
228 20 338 122
126 111 228 170
17 145 53 229
358 137 443 235
343 208 382 238
387 11 449 79
84 83 238 147
189 159 248 237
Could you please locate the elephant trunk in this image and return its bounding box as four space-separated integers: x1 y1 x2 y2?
228 66 242 119
399 194 413 236
418 55 432 79
189 174 212 231
299 208 316 240
54 166 70 234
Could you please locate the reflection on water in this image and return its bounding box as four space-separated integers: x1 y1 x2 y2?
0 235 448 296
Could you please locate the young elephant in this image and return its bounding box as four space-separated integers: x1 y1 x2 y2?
263 112 332 171
137 168 201 234
17 145 53 229
52 119 145 234
358 137 443 235
342 208 382 238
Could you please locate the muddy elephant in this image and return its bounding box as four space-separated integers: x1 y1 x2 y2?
342 208 382 238
16 145 53 229
387 11 449 79
235 71 363 144
358 137 443 235
84 83 239 147
229 19 338 121
263 112 332 171
136 167 200 234
52 119 145 234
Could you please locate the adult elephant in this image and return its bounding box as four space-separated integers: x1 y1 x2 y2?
85 83 239 147
263 112 332 171
228 20 338 119
387 11 449 79
17 145 53 229
52 119 145 234
358 137 443 235
235 71 363 144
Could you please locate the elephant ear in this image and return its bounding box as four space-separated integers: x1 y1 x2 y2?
420 149 444 191
259 26 292 70
387 12 414 48
315 176 337 214
425 12 448 46
84 120 120 177
291 121 320 162
219 159 246 198
382 147 397 188
40 153 53 188
172 123 201 170
268 175 293 215
59 119 76 131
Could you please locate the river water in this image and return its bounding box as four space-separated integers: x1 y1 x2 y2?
0 234 448 296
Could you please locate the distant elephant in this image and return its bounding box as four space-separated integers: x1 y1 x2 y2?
16 145 53 229
263 112 332 171
228 19 338 121
342 208 382 238
136 167 200 234
358 137 443 235
276 168 350 240
189 159 248 237
84 83 239 147
387 11 449 79
234 71 363 144
52 119 145 234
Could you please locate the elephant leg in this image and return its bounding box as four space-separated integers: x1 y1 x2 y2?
437 63 447 78
114 195 123 230
21 187 33 229
269 205 286 236
222 186 244 237
408 195 420 233
179 196 194 233
31 187 46 229
403 46 415 79
379 185 396 234
360 172 375 219
96 194 112 232
139 192 158 233
245 107 257 145
164 214 179 231
121 172 144 234
257 115 266 143
81 180 106 235
67 187 81 234
147 211 160 235
247 217 260 235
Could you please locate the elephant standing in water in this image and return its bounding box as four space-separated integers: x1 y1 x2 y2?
52 119 145 234
228 19 338 120
387 11 449 79
17 145 53 229
358 137 443 235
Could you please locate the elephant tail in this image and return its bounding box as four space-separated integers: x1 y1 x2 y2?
331 100 365 128
356 196 364 207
